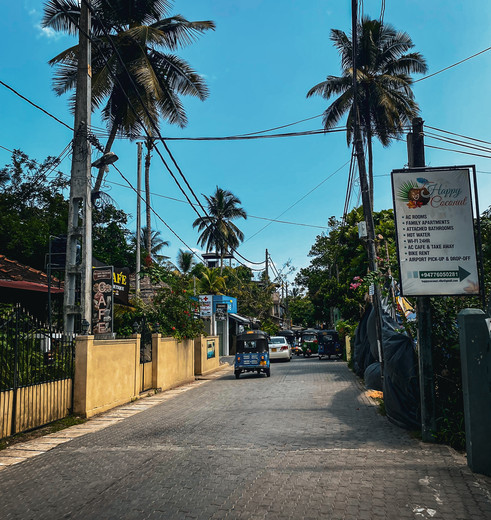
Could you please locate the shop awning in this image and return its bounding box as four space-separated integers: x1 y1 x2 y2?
228 313 250 324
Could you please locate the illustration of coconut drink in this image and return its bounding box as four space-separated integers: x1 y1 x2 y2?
398 178 431 208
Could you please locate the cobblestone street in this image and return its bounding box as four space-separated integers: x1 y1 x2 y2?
1 357 490 520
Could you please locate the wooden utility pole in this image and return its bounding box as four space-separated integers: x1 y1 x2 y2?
351 0 384 368
136 142 143 295
408 117 437 442
64 0 92 334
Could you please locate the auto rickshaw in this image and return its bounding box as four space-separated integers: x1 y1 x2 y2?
300 329 319 357
234 330 270 378
318 330 343 360
278 330 295 349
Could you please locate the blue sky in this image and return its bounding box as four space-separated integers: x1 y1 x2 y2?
1 1 491 283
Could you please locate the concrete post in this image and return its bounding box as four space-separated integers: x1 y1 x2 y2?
457 308 491 476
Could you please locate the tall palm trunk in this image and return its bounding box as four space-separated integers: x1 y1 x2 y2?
145 138 153 262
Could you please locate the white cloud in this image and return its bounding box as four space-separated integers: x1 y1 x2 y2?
36 24 63 40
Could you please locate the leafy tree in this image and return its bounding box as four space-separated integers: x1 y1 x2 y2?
307 17 427 205
223 267 276 326
42 0 215 191
289 296 315 328
295 207 398 327
0 151 69 270
115 264 202 340
0 150 135 271
93 202 135 268
193 187 247 271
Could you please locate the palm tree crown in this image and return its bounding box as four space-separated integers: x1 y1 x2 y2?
42 0 215 191
307 17 427 204
176 249 196 275
132 226 169 265
192 187 247 268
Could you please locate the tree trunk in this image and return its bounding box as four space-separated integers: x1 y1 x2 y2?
145 140 152 260
93 123 118 193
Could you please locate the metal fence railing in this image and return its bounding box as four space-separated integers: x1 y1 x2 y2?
0 305 75 438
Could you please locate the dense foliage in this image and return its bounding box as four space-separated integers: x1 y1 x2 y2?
115 264 203 340
295 208 397 328
0 150 136 271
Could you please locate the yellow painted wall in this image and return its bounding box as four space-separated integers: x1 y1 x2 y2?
153 335 195 392
345 336 352 362
1 380 72 437
194 336 220 376
73 335 140 418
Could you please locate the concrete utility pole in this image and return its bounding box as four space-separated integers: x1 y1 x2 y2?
265 249 269 282
408 117 437 442
351 0 384 368
136 142 143 295
64 1 92 334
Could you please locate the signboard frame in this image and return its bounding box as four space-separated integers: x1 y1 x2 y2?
92 266 114 337
391 165 485 299
215 303 228 321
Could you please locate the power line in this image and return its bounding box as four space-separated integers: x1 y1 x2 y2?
245 158 351 243
111 127 347 142
425 125 491 147
0 79 73 131
414 45 491 83
83 0 263 270
111 163 204 263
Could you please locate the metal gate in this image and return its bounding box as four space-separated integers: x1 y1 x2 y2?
140 317 153 392
0 305 75 439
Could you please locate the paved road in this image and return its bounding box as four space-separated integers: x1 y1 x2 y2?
1 357 491 520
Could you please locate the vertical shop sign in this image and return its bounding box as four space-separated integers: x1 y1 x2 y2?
92 266 114 336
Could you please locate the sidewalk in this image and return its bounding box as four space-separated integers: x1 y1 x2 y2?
0 360 233 470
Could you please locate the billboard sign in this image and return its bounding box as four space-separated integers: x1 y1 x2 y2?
392 168 479 296
113 267 130 305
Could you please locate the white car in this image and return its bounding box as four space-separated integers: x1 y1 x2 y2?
268 336 291 361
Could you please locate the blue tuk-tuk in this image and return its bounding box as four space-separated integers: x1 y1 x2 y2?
234 330 270 378
317 330 343 360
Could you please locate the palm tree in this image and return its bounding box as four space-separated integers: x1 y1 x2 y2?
197 267 227 295
192 187 247 271
307 17 427 206
42 0 215 192
132 226 169 265
176 249 196 275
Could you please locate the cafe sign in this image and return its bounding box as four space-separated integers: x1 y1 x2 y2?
92 266 114 336
391 168 480 296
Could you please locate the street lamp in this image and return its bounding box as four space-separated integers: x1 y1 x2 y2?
91 153 119 204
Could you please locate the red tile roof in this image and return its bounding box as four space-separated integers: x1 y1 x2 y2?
0 255 63 293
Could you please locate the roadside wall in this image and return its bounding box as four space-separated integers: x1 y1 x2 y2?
194 336 220 376
153 335 195 391
73 335 140 418
73 334 221 419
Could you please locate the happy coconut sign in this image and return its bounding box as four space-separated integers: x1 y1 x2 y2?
391 168 480 296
